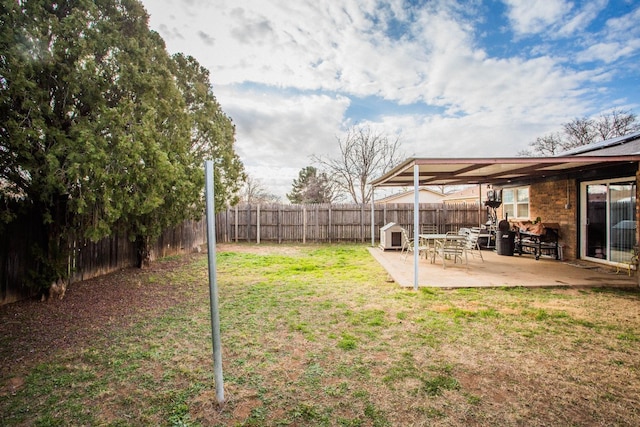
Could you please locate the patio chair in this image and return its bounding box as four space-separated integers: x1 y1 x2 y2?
433 232 468 269
421 224 438 234
464 227 484 262
401 228 427 261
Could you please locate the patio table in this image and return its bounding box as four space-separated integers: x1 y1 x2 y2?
419 234 467 263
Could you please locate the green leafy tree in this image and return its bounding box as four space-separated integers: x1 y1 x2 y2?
170 53 244 212
0 0 244 288
127 52 244 265
287 166 335 204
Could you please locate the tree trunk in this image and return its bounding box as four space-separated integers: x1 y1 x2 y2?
136 235 151 268
28 198 70 298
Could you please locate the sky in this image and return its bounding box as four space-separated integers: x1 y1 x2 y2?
140 0 640 200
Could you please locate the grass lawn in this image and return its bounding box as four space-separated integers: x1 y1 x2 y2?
1 243 640 426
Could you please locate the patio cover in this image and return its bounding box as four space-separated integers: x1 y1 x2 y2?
370 155 640 289
371 155 640 187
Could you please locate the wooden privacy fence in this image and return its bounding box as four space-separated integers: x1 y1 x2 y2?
1 219 206 305
215 203 484 243
68 219 207 283
2 202 482 305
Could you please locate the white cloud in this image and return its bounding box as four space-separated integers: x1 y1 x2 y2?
364 108 577 163
243 164 299 201
214 85 351 197
573 5 640 64
577 41 640 64
141 0 639 197
603 5 640 37
556 0 607 36
217 88 350 164
146 0 591 118
503 0 572 35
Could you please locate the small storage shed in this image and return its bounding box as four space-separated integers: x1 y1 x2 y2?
379 222 404 250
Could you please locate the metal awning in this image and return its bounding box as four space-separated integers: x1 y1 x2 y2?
369 154 640 291
371 155 640 187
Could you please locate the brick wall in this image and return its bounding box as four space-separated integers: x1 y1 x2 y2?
499 165 640 265
500 178 578 260
528 178 578 260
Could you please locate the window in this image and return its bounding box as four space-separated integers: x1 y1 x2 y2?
502 187 529 219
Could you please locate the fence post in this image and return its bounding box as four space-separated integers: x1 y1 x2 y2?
370 201 374 247
359 203 363 243
303 206 307 244
278 204 282 244
443 203 449 232
225 208 230 243
315 204 319 243
234 205 238 243
256 204 261 244
328 204 332 244
245 204 250 242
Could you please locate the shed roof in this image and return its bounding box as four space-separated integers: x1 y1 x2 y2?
371 155 640 187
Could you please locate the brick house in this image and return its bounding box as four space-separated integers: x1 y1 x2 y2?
371 131 640 276
498 131 640 265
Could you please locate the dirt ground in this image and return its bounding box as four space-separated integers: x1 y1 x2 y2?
0 244 296 380
0 255 198 382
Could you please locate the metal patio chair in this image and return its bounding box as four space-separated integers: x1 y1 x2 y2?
433 232 468 269
464 227 484 262
401 228 427 261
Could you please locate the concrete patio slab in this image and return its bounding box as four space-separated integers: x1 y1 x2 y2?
368 247 639 289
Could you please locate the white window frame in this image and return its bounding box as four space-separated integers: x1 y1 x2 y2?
580 176 637 265
502 186 530 220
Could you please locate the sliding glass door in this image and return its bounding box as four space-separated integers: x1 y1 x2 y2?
581 178 636 264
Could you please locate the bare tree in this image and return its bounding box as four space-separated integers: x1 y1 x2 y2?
594 109 640 140
523 109 640 156
239 175 280 204
314 125 404 204
563 117 597 149
525 133 565 156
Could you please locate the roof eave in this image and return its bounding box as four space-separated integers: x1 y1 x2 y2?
371 155 640 187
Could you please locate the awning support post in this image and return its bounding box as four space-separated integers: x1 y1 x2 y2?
413 164 419 290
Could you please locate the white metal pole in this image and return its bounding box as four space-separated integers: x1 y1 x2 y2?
205 161 224 403
413 164 419 290
478 184 482 227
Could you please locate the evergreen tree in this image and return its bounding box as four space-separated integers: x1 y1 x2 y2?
287 166 334 204
0 0 244 287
